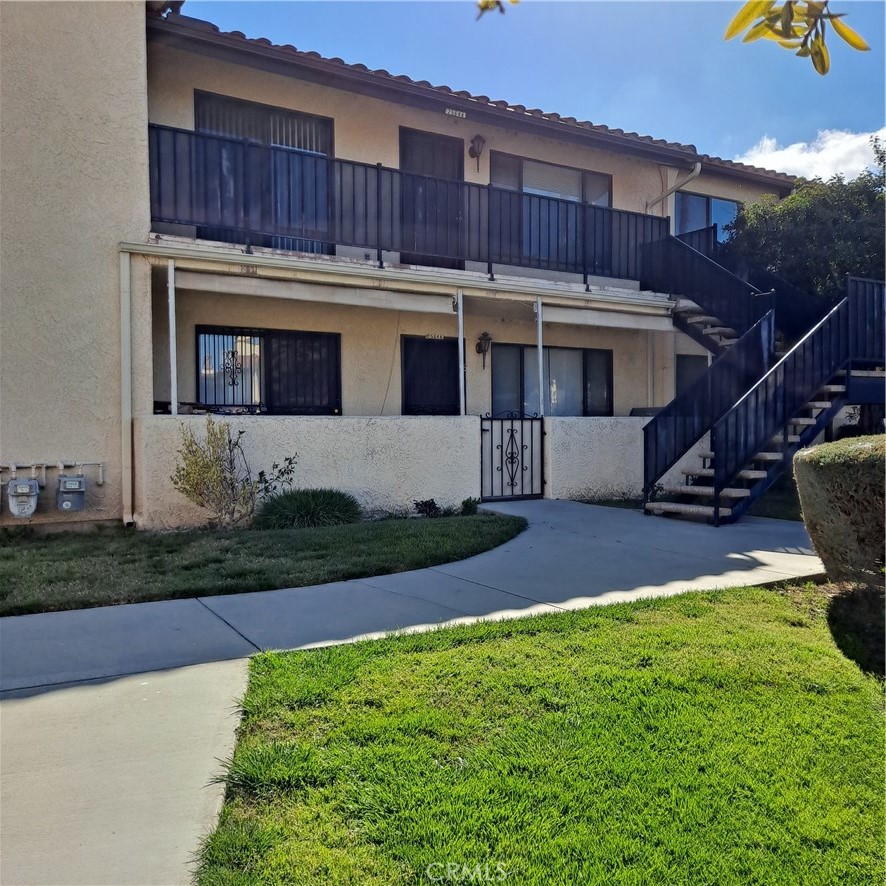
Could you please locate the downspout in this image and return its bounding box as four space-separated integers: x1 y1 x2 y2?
646 161 702 218
119 253 134 526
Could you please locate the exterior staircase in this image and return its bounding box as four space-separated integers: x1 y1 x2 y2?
641 234 884 525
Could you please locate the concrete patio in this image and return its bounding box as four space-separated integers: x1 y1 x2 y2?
0 501 824 885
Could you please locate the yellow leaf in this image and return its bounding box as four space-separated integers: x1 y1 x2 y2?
780 2 794 37
831 16 871 51
810 33 830 74
743 19 774 42
724 1 776 40
796 45 812 56
777 39 804 48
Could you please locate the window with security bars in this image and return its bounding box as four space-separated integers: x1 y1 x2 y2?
196 325 341 415
194 92 334 253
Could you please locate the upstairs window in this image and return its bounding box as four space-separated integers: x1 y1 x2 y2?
491 154 611 207
197 325 341 415
675 191 739 243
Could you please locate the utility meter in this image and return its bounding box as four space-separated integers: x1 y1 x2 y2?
57 474 87 512
8 478 39 518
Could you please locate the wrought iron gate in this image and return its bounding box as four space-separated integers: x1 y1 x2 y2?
481 414 544 501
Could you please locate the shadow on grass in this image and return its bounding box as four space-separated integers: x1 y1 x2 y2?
827 584 885 677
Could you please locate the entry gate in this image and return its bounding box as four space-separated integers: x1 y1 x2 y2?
481 414 544 501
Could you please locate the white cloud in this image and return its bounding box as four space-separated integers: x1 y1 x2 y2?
734 128 885 179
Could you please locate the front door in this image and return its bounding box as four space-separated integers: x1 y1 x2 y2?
400 128 464 269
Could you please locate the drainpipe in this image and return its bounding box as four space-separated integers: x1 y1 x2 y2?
119 253 134 527
646 161 702 221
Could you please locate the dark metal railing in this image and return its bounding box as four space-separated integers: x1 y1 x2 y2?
643 309 775 501
641 235 770 337
676 224 717 258
709 276 885 517
149 124 669 283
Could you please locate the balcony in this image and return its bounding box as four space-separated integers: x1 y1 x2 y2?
148 124 670 284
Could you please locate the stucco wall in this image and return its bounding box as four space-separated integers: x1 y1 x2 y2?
147 44 666 216
0 2 150 526
134 414 480 529
152 287 674 418
545 418 710 500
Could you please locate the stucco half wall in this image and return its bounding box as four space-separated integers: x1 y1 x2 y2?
134 415 481 529
545 417 709 501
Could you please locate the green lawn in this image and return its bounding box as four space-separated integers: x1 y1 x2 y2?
200 585 884 885
0 515 525 616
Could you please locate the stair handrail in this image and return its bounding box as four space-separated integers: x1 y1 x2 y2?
641 235 772 337
709 288 870 510
643 308 776 502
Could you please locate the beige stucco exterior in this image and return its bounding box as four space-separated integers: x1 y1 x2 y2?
0 5 789 528
0 1 150 527
134 414 480 528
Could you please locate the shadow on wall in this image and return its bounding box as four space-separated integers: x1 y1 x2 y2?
827 584 885 677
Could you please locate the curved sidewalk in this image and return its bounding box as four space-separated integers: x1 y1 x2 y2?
0 501 823 886
1 500 823 694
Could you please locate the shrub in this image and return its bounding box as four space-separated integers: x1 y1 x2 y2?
253 489 362 530
171 417 256 528
793 435 885 585
170 417 298 529
413 499 442 518
460 497 481 517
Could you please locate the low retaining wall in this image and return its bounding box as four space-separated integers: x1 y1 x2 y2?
134 415 480 529
544 417 709 501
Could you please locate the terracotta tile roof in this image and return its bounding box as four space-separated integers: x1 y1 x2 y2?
151 10 795 188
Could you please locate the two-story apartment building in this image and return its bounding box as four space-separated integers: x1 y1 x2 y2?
1 1 798 529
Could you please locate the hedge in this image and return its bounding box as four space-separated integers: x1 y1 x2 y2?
793 435 885 585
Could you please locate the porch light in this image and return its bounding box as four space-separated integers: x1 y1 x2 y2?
468 134 486 172
476 331 493 369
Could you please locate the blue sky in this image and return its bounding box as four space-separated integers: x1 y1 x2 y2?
188 1 885 177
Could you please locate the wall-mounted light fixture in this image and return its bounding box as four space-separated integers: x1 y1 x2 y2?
468 134 486 172
475 331 493 369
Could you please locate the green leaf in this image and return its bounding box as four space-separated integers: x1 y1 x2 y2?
831 16 871 51
725 1 777 40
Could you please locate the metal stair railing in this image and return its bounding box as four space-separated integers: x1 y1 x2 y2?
643 309 775 504
710 277 885 523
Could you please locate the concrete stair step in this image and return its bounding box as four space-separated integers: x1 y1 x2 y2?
836 368 885 378
659 484 751 499
818 384 846 394
686 315 721 326
672 298 703 313
790 417 818 426
702 326 737 337
719 338 738 346
753 452 784 462
645 501 732 519
768 434 800 444
806 401 833 409
683 468 768 480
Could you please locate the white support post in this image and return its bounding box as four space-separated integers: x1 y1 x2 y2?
535 297 544 417
456 290 466 416
167 258 178 417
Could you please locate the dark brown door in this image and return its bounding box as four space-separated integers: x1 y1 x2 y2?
400 128 464 269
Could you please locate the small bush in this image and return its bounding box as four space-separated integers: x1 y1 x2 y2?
253 489 362 530
793 435 885 585
413 499 442 518
460 497 481 517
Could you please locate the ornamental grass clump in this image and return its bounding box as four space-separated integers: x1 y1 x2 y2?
793 434 885 585
253 488 363 530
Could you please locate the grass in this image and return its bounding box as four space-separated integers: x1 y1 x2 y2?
199 584 885 885
0 515 525 617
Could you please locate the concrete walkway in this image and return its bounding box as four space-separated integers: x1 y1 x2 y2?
0 501 823 885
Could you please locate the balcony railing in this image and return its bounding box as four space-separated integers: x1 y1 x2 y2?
149 124 670 283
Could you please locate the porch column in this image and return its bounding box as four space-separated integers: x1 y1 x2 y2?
535 297 544 416
167 258 178 416
456 289 466 415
